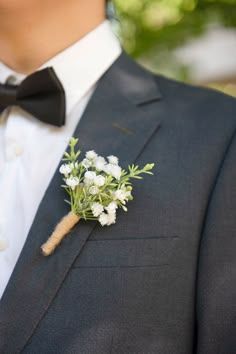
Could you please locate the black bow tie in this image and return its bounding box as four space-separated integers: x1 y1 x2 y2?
0 67 66 127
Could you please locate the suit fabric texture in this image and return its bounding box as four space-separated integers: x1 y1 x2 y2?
0 52 236 354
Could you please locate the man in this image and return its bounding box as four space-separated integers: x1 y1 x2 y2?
0 0 235 353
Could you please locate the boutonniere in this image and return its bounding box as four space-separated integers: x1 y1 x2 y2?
41 138 154 256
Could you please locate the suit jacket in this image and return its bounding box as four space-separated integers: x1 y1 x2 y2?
0 52 236 354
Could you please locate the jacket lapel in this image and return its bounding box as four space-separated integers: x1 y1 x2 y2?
0 53 162 353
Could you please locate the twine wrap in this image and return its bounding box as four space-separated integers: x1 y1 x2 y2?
41 211 80 256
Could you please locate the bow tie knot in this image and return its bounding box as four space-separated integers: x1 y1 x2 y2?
0 67 66 127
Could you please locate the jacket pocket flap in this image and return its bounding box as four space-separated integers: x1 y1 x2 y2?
72 236 178 268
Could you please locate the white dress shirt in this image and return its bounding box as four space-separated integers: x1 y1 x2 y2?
0 20 121 299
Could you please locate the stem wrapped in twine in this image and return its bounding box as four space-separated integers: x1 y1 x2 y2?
41 211 80 256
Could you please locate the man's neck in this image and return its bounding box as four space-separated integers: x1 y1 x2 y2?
0 1 105 74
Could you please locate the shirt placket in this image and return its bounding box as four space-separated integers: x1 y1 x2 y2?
0 107 31 297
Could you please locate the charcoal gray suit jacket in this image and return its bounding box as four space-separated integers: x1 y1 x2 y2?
0 52 236 354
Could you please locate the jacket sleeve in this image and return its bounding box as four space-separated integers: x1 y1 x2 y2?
196 128 236 354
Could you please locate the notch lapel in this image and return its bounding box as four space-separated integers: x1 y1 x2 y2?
0 53 162 353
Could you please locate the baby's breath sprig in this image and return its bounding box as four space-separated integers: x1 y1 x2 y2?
41 138 154 256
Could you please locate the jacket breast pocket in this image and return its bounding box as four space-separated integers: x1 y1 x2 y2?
72 236 179 268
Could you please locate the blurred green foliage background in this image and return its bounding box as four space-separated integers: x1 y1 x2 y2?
109 0 236 96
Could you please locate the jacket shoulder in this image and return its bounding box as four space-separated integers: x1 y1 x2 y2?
114 52 236 128
153 73 236 122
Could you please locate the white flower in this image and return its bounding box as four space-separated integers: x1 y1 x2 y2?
89 185 99 195
82 158 92 169
91 203 104 217
59 163 73 176
98 211 116 226
84 171 97 180
107 211 116 225
98 212 109 226
111 165 122 180
66 176 80 190
113 188 131 203
94 156 106 171
86 150 98 160
106 202 118 214
104 164 122 180
84 171 96 185
94 175 106 187
107 155 119 165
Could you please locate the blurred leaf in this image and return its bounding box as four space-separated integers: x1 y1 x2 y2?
112 0 236 85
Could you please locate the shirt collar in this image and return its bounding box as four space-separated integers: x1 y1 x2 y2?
0 20 121 115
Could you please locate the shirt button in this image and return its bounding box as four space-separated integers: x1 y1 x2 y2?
0 238 8 251
6 75 18 85
14 143 24 156
6 141 24 160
